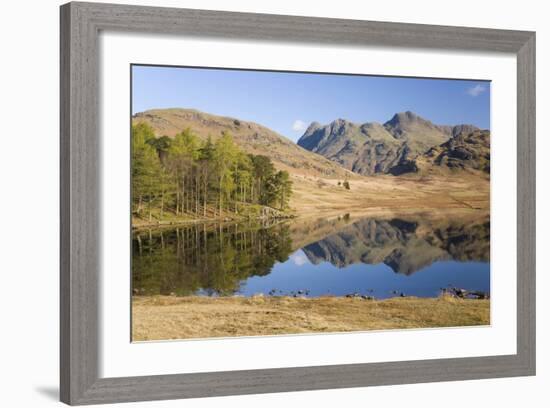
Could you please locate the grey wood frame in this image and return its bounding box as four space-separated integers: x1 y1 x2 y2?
60 1 536 405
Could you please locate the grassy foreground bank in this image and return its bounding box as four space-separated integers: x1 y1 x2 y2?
132 295 490 341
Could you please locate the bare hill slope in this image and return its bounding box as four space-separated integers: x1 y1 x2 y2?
133 108 352 179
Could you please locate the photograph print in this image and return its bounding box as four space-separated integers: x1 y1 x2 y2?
131 65 490 341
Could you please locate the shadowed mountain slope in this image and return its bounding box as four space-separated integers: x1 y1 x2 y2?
419 129 491 174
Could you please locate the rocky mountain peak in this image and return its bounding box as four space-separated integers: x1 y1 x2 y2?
305 121 321 134
395 110 418 122
329 118 355 134
384 111 434 130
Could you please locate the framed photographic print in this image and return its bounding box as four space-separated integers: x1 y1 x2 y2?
60 2 536 405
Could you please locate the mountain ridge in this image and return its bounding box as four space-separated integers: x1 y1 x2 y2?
133 108 489 179
297 111 485 176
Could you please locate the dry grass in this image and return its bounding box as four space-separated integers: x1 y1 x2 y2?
289 173 489 219
132 295 490 341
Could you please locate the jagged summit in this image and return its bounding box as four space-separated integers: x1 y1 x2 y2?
297 112 482 176
385 110 423 126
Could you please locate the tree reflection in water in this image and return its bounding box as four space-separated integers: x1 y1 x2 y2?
132 215 489 297
132 221 293 296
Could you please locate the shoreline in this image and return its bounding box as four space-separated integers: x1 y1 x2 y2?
132 172 490 230
132 295 490 341
131 206 489 232
132 212 295 231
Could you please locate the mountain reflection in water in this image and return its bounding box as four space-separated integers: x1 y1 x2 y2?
132 215 490 299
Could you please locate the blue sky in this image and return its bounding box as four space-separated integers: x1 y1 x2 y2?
132 65 490 142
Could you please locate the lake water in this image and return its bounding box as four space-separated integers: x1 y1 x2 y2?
132 215 490 299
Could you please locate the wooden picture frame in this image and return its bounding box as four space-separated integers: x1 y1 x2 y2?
60 2 536 405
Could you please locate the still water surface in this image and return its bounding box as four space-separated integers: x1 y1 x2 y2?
132 215 490 299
